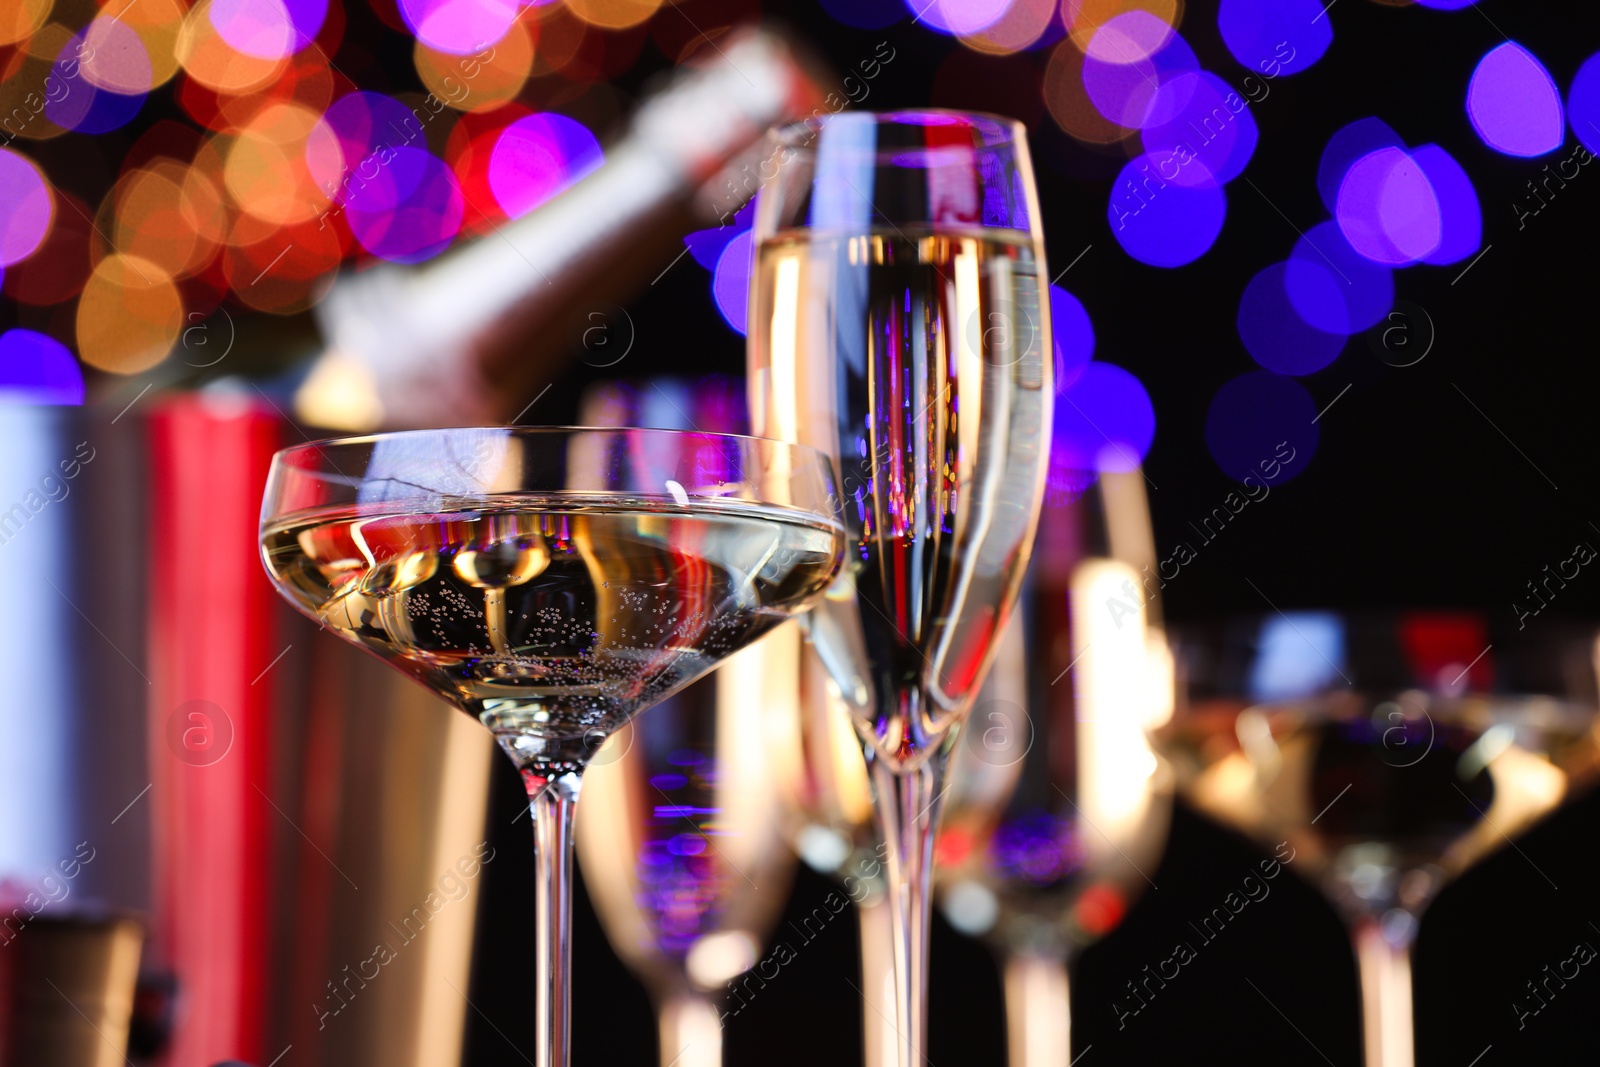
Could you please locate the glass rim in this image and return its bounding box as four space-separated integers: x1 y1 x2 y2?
268 424 835 468
769 107 1027 152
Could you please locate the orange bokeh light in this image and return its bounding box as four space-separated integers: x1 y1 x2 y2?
77 253 185 373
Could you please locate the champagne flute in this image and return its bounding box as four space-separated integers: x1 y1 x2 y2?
748 110 1053 1064
576 632 798 1067
258 427 845 1067
936 467 1174 1066
1157 611 1600 1067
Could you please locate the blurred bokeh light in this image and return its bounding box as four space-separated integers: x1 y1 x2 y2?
1467 41 1564 157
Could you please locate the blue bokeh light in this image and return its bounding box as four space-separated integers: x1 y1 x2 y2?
1467 42 1564 157
1205 370 1319 484
1081 13 1198 129
1569 51 1600 155
1317 117 1405 215
344 147 464 264
1108 153 1226 267
1287 221 1393 333
1411 145 1481 266
0 330 85 405
1050 285 1094 390
712 230 752 335
1237 262 1346 376
1141 71 1258 187
1217 0 1332 77
1052 362 1155 473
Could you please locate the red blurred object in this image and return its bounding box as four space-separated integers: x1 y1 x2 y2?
1072 883 1126 937
1398 612 1493 691
146 395 284 1066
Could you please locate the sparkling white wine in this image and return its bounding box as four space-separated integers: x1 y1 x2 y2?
748 227 1050 767
1157 695 1600 916
261 496 842 769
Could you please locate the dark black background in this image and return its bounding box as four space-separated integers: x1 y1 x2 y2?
457 1 1600 1064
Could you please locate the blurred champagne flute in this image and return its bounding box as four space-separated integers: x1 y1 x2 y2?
936 467 1173 1065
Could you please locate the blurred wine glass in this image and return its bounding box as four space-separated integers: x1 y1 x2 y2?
934 467 1173 1065
1156 611 1600 1066
577 635 798 1067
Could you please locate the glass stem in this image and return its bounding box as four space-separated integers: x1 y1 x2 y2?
870 752 947 1067
856 892 898 1067
525 768 583 1067
657 992 722 1067
1003 952 1071 1067
1354 917 1415 1067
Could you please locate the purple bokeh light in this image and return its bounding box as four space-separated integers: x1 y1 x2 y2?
1237 262 1346 376
1050 285 1094 390
1411 145 1480 265
1108 153 1226 267
0 330 84 405
1052 362 1155 473
0 149 53 268
1141 71 1258 187
1081 13 1198 129
1205 370 1318 484
1217 0 1332 76
905 0 1009 37
1569 52 1600 155
399 0 520 55
211 0 328 59
1317 118 1404 215
489 113 603 219
344 147 464 263
308 92 417 197
46 29 146 135
1467 42 1564 157
1336 147 1442 265
1287 221 1393 334
1416 0 1477 9
712 231 751 335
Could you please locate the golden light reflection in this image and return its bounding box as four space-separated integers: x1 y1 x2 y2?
76 253 184 373
962 0 1056 55
414 20 535 114
565 0 662 31
0 0 52 47
1042 37 1138 147
1062 0 1183 51
176 0 290 94
224 101 334 226
113 0 187 89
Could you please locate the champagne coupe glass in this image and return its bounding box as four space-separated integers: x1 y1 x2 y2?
258 427 845 1067
576 632 798 1067
748 109 1053 1065
1157 611 1600 1067
937 467 1174 1066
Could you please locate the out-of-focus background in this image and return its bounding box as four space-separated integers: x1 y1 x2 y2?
3 0 1600 1063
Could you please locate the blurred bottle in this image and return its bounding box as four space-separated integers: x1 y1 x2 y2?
295 28 826 432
